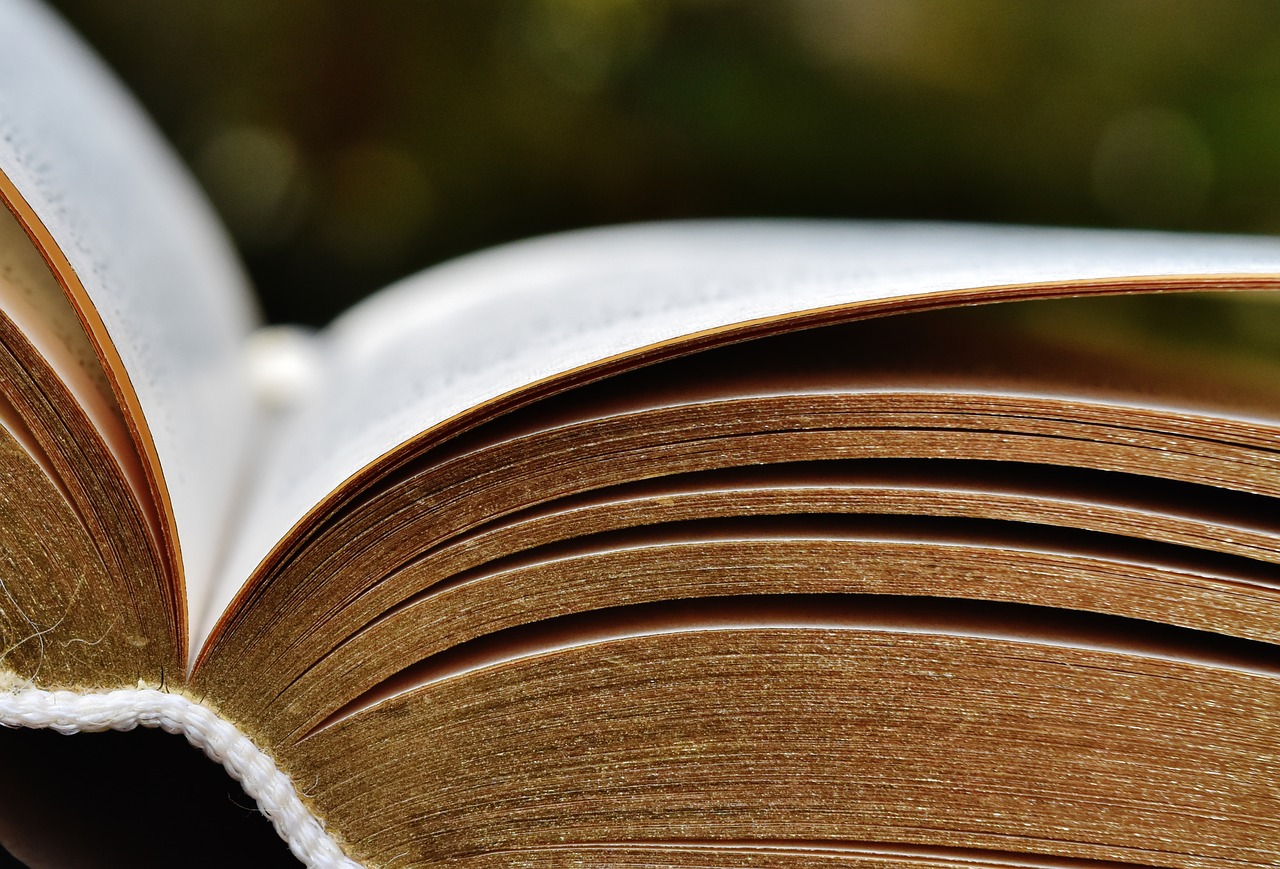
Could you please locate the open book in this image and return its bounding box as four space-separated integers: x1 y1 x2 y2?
2 2 1280 867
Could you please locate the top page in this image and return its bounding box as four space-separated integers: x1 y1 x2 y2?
0 0 260 623
208 220 1280 635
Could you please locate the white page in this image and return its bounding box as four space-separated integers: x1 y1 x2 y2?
0 0 259 630
0 204 132 480
207 220 1280 641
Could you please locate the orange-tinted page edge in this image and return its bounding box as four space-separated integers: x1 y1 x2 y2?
0 168 181 652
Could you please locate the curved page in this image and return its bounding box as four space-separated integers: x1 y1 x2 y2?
210 220 1280 641
0 0 259 630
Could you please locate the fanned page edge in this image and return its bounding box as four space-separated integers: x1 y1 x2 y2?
0 0 262 647
0 678 361 869
205 218 1280 650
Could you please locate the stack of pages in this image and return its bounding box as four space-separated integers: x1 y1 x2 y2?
0 1 1277 866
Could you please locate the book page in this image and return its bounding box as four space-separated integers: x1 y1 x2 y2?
207 220 1280 640
0 0 259 633
0 204 140 499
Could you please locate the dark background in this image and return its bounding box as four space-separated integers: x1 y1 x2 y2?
0 728 295 867
46 0 1280 326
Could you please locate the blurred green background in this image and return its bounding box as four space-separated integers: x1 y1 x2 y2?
48 0 1280 325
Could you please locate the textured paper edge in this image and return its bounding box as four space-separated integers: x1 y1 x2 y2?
0 681 362 868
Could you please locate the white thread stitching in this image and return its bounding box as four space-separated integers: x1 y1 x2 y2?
0 686 362 868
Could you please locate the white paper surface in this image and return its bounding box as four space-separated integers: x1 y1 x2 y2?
0 0 260 628
0 204 128 467
206 220 1280 640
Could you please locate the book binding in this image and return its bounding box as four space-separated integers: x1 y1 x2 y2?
0 682 359 868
